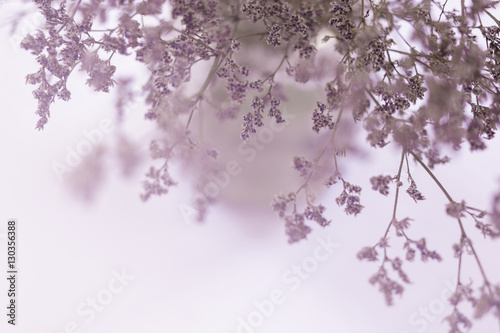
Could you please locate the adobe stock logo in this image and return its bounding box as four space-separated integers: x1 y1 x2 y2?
235 235 340 333
53 268 134 333
399 279 456 333
52 118 114 182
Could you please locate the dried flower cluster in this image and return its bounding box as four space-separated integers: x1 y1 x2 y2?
18 0 500 330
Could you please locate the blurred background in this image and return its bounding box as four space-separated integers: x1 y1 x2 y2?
1 1 500 333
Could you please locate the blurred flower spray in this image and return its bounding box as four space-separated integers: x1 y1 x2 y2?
11 0 500 330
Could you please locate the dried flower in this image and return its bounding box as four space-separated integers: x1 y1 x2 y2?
312 102 335 133
369 267 404 306
406 175 425 202
272 192 296 218
140 165 177 201
370 175 393 195
304 204 330 227
446 201 467 218
285 213 312 244
336 178 363 216
293 156 314 178
357 246 378 261
17 1 500 330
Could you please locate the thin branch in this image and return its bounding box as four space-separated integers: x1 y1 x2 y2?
382 149 406 239
296 106 344 195
410 152 492 290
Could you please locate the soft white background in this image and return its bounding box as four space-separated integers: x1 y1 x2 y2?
1 1 500 333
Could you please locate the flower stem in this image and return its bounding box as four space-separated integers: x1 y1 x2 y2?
410 152 493 291
410 152 455 204
382 149 405 239
185 54 224 130
296 106 344 195
484 9 500 27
